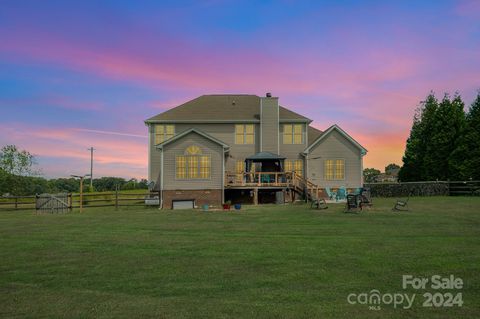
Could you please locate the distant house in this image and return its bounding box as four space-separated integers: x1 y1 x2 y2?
145 94 367 209
375 173 397 183
375 168 399 183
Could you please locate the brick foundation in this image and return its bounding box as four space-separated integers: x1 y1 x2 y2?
162 189 222 209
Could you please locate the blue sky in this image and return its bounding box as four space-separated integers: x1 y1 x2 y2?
0 0 479 178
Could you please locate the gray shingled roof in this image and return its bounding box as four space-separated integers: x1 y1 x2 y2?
145 94 311 122
308 126 323 146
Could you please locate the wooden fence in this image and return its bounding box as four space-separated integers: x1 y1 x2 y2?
365 180 480 197
0 191 160 211
448 181 480 196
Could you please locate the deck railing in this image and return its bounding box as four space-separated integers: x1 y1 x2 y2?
225 171 294 187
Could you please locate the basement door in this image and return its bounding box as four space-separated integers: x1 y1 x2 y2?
172 200 194 210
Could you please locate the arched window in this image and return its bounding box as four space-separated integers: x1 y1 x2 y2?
185 145 202 155
176 145 211 179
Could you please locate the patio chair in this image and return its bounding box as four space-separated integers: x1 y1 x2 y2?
325 187 335 200
310 194 328 209
261 174 271 184
336 187 347 201
393 192 410 211
360 188 373 208
353 187 363 195
344 194 361 213
311 198 328 210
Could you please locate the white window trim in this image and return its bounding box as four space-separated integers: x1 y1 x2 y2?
234 124 255 145
283 124 304 145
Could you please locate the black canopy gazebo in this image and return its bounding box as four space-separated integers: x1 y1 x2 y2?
245 152 286 172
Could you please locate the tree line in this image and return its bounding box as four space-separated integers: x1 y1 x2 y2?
0 145 149 196
398 91 480 182
0 170 149 196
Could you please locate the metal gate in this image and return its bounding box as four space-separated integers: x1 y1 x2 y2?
35 193 70 213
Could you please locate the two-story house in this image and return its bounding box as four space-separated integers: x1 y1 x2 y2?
145 93 367 209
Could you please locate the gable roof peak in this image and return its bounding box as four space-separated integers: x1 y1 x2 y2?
155 128 229 149
304 124 367 155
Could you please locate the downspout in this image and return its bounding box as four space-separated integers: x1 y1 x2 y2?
304 124 308 178
222 148 226 204
160 149 164 209
305 152 309 181
360 151 364 186
147 124 152 182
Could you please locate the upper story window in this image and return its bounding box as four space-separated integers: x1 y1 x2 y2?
155 124 175 144
325 159 345 180
283 124 303 144
235 124 255 144
176 145 211 179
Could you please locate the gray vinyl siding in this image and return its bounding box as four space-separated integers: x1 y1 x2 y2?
279 123 306 175
173 123 259 173
260 97 279 154
306 129 362 188
148 125 162 189
162 131 223 190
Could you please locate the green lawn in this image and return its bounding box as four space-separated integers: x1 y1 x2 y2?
0 197 479 318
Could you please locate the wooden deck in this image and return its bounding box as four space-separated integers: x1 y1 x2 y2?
225 171 328 203
224 172 293 188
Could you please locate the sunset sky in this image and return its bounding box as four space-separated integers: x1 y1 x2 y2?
1 0 479 179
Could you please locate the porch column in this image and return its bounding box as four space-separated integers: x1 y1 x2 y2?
253 188 258 205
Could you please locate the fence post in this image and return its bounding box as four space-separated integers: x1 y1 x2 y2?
115 186 119 210
68 193 72 211
35 194 39 213
15 197 18 210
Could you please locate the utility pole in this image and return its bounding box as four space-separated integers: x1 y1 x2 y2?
87 147 95 189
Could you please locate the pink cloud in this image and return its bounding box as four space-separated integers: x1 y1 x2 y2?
1 6 478 175
0 25 426 98
0 124 147 178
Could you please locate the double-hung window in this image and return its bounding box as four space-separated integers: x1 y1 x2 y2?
235 124 255 144
155 125 175 144
283 124 303 144
284 159 303 176
325 159 345 180
236 160 245 174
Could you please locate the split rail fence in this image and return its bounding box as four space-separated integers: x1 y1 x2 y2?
0 190 160 212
